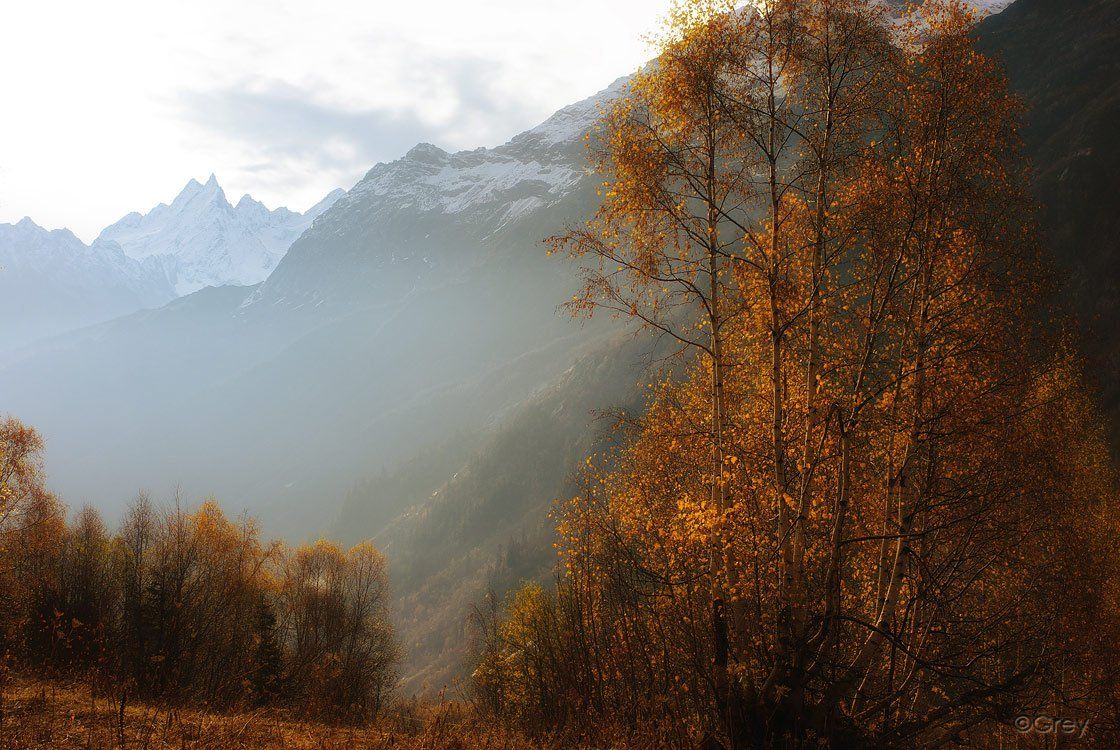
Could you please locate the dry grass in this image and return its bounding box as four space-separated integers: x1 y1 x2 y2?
0 674 548 750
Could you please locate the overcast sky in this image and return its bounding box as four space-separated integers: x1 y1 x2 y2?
0 0 672 242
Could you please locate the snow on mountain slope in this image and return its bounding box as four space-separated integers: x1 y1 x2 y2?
98 175 344 295
245 76 627 313
331 0 1015 235
0 217 174 350
333 76 626 223
344 141 582 224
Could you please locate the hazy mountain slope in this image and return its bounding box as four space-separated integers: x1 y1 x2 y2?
0 218 174 351
98 175 343 295
371 0 1120 693
364 331 659 693
0 79 627 532
975 0 1120 439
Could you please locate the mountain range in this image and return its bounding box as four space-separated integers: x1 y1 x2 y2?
0 75 637 689
0 0 1113 692
0 178 341 351
0 70 629 509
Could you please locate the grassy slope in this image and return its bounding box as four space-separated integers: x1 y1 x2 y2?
0 674 546 750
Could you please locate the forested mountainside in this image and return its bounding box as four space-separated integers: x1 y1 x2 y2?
463 1 1120 745
976 0 1120 441
336 331 662 690
374 0 1120 690
376 0 1120 692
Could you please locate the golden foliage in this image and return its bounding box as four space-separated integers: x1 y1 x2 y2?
515 0 1120 746
0 428 397 725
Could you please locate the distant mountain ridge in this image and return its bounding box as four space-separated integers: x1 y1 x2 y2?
0 217 174 351
0 178 342 351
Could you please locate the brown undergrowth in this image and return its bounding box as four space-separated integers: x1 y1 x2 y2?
0 674 549 750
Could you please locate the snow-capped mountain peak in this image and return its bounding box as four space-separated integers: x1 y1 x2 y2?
97 176 343 295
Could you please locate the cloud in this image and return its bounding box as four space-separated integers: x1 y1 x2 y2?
0 0 669 236
177 51 545 196
182 84 430 168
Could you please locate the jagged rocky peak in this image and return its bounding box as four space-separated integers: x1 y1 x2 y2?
96 175 344 294
170 173 225 207
405 142 450 164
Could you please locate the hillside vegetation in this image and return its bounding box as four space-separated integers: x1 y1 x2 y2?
474 0 1120 746
0 418 396 727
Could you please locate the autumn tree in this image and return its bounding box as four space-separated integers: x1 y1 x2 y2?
0 417 64 675
279 539 397 721
512 0 1120 746
550 0 770 716
0 434 398 722
250 593 284 704
33 506 117 669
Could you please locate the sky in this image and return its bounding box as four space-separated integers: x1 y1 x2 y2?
0 0 673 242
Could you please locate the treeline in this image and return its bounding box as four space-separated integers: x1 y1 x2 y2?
0 417 396 723
475 1 1120 748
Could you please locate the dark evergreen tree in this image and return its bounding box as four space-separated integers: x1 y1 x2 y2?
251 595 283 705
